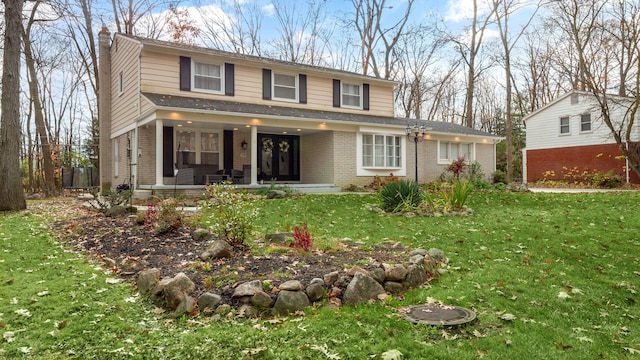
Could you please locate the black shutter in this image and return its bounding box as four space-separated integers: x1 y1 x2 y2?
262 69 272 100
333 79 340 107
162 126 174 177
179 56 191 91
299 74 307 104
225 63 234 96
363 83 370 110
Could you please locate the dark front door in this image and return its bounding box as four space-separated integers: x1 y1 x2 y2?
258 134 299 181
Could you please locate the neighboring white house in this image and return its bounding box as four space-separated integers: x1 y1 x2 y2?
523 90 640 184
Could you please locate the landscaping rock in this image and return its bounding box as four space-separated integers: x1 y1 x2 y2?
136 268 160 297
233 280 263 298
273 290 310 315
215 304 232 316
347 265 369 276
370 268 386 284
411 248 428 256
174 295 196 317
251 291 275 309
343 273 386 305
200 240 232 260
334 275 352 289
423 254 436 273
323 271 340 287
267 190 287 199
279 280 303 291
197 292 222 311
410 254 425 265
191 228 212 241
238 304 258 318
158 272 195 310
428 248 447 263
310 278 324 286
105 205 129 218
306 283 324 302
404 264 429 289
265 233 293 243
383 281 404 294
383 263 408 282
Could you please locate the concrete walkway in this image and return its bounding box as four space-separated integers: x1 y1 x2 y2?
527 187 637 193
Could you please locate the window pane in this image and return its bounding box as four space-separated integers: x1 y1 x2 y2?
193 62 222 91
274 73 295 87
560 117 570 134
439 142 448 160
274 86 296 99
194 77 221 91
343 95 360 107
342 83 361 107
451 144 459 159
581 114 591 131
201 132 219 152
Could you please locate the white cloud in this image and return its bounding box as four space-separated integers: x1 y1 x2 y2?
262 4 275 17
445 0 495 22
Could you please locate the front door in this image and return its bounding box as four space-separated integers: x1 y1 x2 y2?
258 134 300 181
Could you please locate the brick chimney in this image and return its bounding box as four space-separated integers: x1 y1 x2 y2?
98 27 112 192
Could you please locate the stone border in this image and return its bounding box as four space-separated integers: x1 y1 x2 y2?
136 246 448 317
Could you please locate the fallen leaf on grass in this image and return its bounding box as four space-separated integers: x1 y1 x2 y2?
310 344 341 359
624 347 640 354
577 336 593 343
381 349 403 360
500 313 516 321
557 291 571 299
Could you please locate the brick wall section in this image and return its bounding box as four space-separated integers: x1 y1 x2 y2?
526 143 640 183
301 132 334 184
137 126 156 184
332 131 361 187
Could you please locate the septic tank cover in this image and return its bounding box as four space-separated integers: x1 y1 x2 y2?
404 303 476 326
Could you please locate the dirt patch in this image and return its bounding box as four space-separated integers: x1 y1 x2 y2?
46 200 407 305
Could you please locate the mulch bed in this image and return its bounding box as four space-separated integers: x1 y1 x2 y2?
45 200 407 305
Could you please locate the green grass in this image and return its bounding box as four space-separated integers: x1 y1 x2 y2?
1 191 640 359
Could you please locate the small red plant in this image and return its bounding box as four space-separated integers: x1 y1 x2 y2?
144 203 158 229
447 157 467 180
291 223 313 251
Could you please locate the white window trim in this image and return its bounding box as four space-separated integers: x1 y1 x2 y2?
579 113 592 134
341 82 362 109
356 132 406 177
114 138 119 178
118 71 124 96
559 116 571 136
174 128 223 166
272 72 298 102
191 60 224 94
437 141 475 165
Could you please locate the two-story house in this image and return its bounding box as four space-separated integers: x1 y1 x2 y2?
98 29 501 194
523 90 640 185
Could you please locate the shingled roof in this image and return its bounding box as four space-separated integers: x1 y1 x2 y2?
142 92 500 139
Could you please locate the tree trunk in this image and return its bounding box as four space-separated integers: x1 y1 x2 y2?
0 0 27 211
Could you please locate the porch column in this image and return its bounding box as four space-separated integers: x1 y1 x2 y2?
155 119 164 186
251 125 258 185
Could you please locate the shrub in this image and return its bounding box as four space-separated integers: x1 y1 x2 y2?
466 161 485 181
87 188 132 213
589 170 623 188
379 180 423 212
291 223 313 251
425 181 472 213
141 198 183 234
203 182 259 251
492 170 507 184
447 157 467 180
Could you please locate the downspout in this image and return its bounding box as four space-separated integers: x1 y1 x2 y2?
626 141 630 184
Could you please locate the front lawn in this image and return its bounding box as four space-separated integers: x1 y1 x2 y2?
1 191 639 359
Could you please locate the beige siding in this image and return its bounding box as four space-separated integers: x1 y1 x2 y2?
138 50 396 118
332 131 359 187
474 143 496 179
111 37 141 133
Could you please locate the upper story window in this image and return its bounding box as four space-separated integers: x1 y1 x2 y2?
580 113 592 132
560 116 570 135
342 83 361 108
192 61 223 93
362 134 401 168
118 71 124 95
439 142 474 163
273 72 298 101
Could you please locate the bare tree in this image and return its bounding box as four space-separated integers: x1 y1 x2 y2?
196 0 264 55
450 0 497 128
111 0 170 36
0 0 27 210
270 0 331 65
166 3 200 45
349 0 415 79
492 0 541 180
